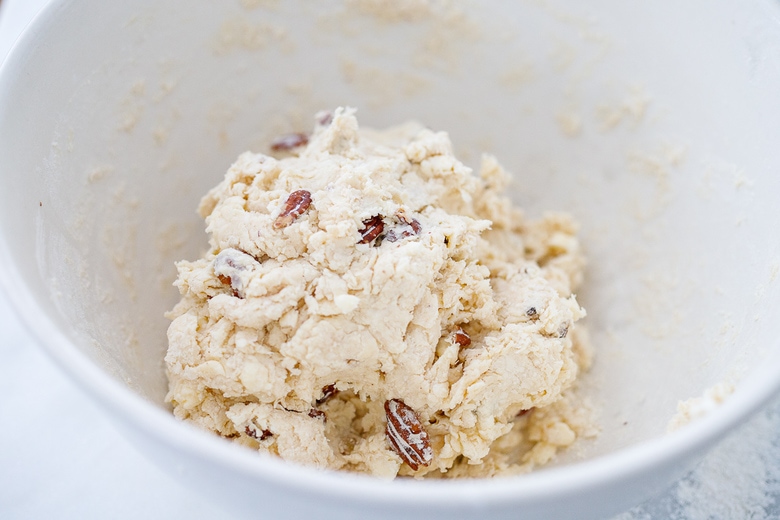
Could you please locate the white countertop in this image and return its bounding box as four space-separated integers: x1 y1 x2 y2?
1 2 779 519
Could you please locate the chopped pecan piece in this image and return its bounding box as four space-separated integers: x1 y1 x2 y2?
398 213 422 234
270 132 308 151
214 248 258 298
315 110 333 126
384 399 433 471
245 425 273 441
274 189 313 229
385 212 422 243
216 274 236 297
316 384 339 405
452 328 471 347
358 215 384 245
308 409 327 421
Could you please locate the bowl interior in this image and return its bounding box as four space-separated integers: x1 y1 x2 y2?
2 0 780 468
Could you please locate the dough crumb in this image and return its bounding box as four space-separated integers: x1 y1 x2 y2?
165 107 595 478
668 382 735 432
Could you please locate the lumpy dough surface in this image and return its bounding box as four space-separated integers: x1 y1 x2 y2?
165 107 595 478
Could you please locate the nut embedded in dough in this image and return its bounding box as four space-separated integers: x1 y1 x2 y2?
273 189 313 229
452 328 471 347
270 132 309 152
358 214 385 244
384 398 433 471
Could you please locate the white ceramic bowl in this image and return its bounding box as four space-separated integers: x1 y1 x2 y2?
2 1 780 518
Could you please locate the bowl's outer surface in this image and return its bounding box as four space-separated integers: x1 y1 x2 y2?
2 0 780 518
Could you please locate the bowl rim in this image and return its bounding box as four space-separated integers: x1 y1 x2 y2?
2 0 780 509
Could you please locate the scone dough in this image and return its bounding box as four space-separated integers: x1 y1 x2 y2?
165 107 593 478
